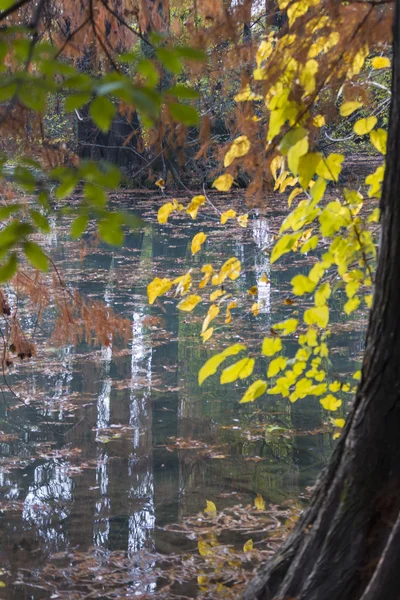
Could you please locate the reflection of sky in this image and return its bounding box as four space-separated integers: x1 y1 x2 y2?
252 216 271 315
128 310 155 561
22 461 72 550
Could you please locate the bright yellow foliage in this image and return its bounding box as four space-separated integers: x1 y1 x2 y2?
220 357 255 384
320 395 342 411
186 195 206 219
240 380 267 403
147 277 173 304
262 337 283 356
220 209 237 224
191 231 207 254
177 295 202 312
354 117 378 136
254 493 266 510
224 136 251 167
372 56 390 69
213 174 234 191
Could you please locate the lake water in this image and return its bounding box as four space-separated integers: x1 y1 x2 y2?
0 192 368 599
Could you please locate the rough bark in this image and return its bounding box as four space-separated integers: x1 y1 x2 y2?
243 2 400 599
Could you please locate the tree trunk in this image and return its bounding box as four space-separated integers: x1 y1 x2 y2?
243 3 400 600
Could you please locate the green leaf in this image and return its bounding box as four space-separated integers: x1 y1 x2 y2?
137 59 159 87
98 214 124 246
175 46 207 61
89 96 116 133
0 252 17 282
83 183 107 208
169 103 199 125
64 93 91 112
271 233 301 264
156 48 182 74
30 210 50 233
23 241 49 271
71 214 89 239
19 85 46 112
0 1 15 10
168 84 199 99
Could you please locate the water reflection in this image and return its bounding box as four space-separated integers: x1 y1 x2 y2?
0 196 366 598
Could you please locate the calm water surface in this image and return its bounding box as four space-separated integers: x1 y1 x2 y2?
0 193 368 598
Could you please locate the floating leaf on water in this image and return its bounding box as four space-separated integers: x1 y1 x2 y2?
254 493 266 510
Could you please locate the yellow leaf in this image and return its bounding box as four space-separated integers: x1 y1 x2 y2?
177 295 202 312
333 418 345 427
270 155 284 180
354 117 378 136
288 136 309 175
254 493 266 510
225 300 237 323
191 231 207 254
272 318 298 335
186 195 206 219
220 357 255 384
198 574 208 585
198 344 246 385
243 539 254 552
218 257 241 282
224 136 251 167
288 187 302 207
172 198 184 210
155 178 165 188
304 305 329 328
220 209 237 224
340 101 363 117
174 271 192 295
234 84 263 102
320 394 342 411
213 174 234 191
202 304 220 333
260 273 269 283
198 539 212 556
262 337 282 356
147 277 173 304
271 233 301 264
267 356 287 377
344 296 360 314
370 129 387 155
251 302 260 316
238 214 249 228
313 115 325 127
372 56 390 69
201 327 214 342
291 274 317 295
158 202 174 224
315 282 331 306
240 379 267 403
210 289 224 302
298 152 322 190
366 165 385 198
205 500 217 516
256 40 273 67
316 153 344 182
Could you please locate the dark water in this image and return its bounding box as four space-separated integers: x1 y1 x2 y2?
0 193 368 598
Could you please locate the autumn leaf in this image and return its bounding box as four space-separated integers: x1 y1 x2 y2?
201 327 214 342
243 539 254 552
213 174 234 191
177 295 202 312
251 302 260 316
354 117 378 136
155 178 165 188
237 214 249 228
191 231 207 254
220 209 237 224
224 135 251 167
340 101 363 117
320 394 342 411
158 202 174 224
204 500 217 516
147 277 173 304
220 357 255 384
262 337 282 356
240 380 267 403
372 56 390 69
186 195 206 219
254 493 266 510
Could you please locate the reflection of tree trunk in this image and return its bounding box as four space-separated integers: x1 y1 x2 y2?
243 4 400 600
77 106 143 175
